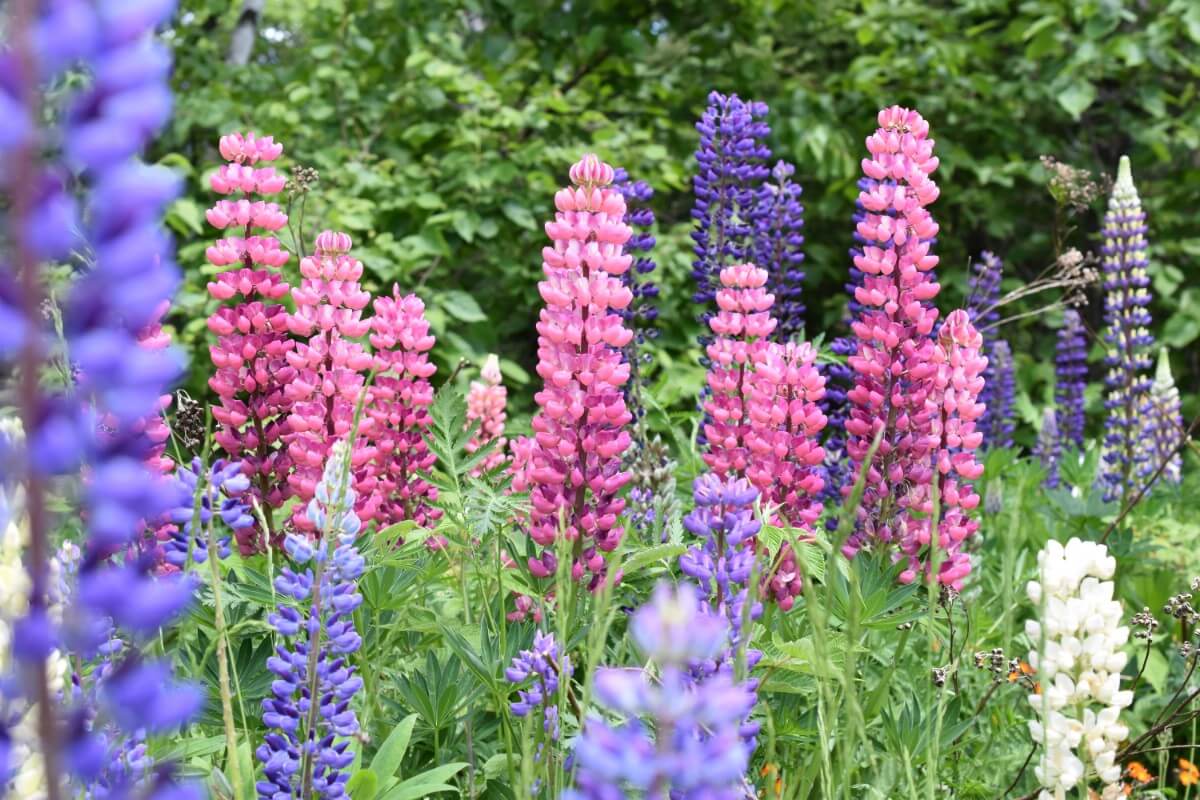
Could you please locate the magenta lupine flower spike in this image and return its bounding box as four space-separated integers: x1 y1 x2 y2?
896 309 986 589
701 263 777 478
205 131 296 553
525 154 634 588
842 106 944 567
466 354 509 476
368 287 441 531
284 231 379 532
746 340 828 530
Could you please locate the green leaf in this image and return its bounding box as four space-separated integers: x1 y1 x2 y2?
441 290 487 323
501 202 536 230
1056 81 1096 119
378 763 468 800
369 715 418 784
347 769 380 800
620 543 687 578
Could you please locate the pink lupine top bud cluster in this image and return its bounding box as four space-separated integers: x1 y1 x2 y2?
525 154 634 588
841 107 984 588
466 354 509 476
206 131 295 552
892 309 986 588
368 288 441 530
284 231 379 531
702 263 776 477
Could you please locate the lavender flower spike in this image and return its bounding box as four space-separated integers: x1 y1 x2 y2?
752 160 806 339
162 458 254 568
567 583 755 800
691 92 771 324
258 442 365 800
966 251 1014 449
1034 407 1063 488
1145 348 1183 486
1100 156 1155 503
1054 309 1088 450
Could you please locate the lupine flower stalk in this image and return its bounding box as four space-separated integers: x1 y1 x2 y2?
625 436 679 543
751 160 806 339
680 475 765 698
841 106 947 573
505 630 571 795
2 3 202 797
567 583 755 800
701 263 776 478
1100 156 1155 504
1146 348 1183 486
206 130 295 552
161 458 254 569
525 154 634 587
368 289 441 530
1 486 69 799
691 92 771 325
285 230 380 531
896 310 986 588
746 340 827 530
258 443 365 800
1034 408 1063 488
967 251 1014 449
1026 538 1131 800
1054 309 1088 451
465 354 509 476
821 176 879 508
613 168 660 414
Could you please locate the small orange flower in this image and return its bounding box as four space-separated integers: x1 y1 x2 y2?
1121 783 1131 796
1126 761 1153 784
758 764 783 798
1179 758 1200 787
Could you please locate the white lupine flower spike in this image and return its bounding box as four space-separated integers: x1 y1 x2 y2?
1027 538 1132 800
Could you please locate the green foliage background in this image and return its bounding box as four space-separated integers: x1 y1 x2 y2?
160 0 1200 438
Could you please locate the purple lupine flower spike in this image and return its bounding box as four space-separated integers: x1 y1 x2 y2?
566 584 755 800
691 91 771 334
162 458 254 568
258 443 365 800
1145 348 1184 486
3 3 202 797
1034 407 1063 488
680 474 763 746
752 160 806 339
613 167 659 423
1100 156 1156 503
506 630 571 795
966 251 1014 449
1054 308 1088 451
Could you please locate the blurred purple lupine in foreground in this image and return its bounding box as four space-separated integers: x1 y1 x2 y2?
566 583 755 799
1 1 202 796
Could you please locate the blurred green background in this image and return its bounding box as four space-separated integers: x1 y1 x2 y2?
158 0 1200 444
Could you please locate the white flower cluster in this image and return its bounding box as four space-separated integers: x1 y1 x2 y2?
1 483 69 799
1025 538 1133 800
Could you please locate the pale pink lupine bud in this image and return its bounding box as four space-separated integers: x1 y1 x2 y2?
525 154 634 591
466 354 509 476
314 229 353 255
